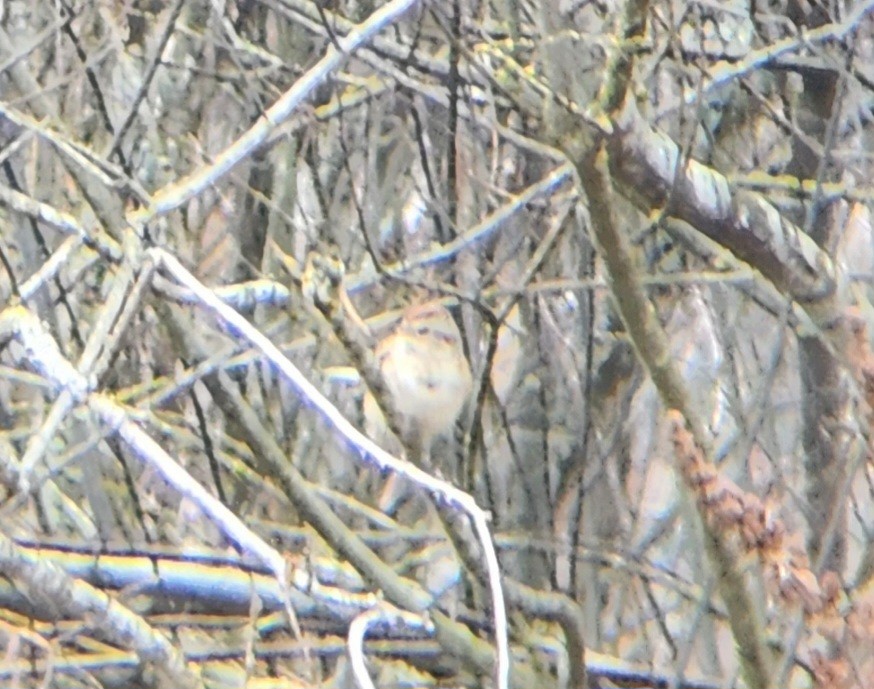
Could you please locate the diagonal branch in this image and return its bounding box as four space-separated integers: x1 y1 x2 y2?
606 96 836 317
153 247 512 689
131 0 421 224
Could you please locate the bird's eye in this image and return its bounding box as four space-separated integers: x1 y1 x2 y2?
417 326 430 336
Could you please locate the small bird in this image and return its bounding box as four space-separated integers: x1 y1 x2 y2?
363 302 473 456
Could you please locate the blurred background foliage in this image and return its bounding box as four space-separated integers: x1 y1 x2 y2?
0 0 873 687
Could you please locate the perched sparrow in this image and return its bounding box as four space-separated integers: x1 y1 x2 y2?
364 302 473 453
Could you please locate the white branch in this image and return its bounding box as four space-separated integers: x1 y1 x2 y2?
131 0 420 223
152 247 510 689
